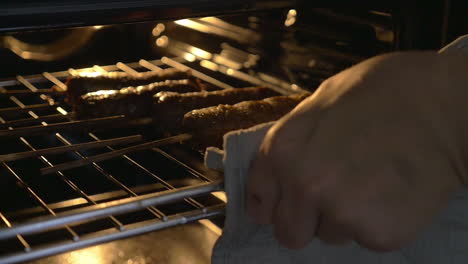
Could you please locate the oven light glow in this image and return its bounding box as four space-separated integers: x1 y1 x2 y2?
226 69 235 75
93 25 103 29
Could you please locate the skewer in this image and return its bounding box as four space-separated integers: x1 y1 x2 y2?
0 116 151 138
40 133 193 175
0 135 143 162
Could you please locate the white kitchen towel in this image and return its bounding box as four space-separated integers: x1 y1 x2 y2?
208 123 468 264
209 35 468 264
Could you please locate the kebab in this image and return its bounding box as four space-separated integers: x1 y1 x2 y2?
75 85 277 120
55 68 200 104
40 92 311 175
74 79 203 119
152 86 279 134
182 93 310 149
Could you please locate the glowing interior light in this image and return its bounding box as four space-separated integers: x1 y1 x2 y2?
93 25 103 29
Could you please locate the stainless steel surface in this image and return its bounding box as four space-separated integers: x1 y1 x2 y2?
28 221 220 264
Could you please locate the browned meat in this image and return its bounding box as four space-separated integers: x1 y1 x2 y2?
182 93 310 149
153 86 278 134
60 68 197 104
75 79 202 119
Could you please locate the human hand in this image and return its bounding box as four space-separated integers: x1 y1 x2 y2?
247 51 468 252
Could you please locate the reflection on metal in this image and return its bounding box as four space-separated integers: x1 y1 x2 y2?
2 28 98 61
187 46 212 60
174 17 261 44
182 53 196 62
213 54 242 70
284 9 297 27
152 23 166 36
156 35 169 47
200 60 219 71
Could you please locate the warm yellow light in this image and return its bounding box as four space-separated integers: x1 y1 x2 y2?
155 36 169 47
200 60 219 71
183 53 196 62
77 71 103 78
152 23 166 36
67 248 105 264
93 25 103 29
285 9 297 27
288 9 297 16
188 47 212 60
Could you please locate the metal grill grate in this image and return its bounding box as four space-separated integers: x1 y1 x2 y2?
0 53 297 264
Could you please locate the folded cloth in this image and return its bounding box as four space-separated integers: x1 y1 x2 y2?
207 122 468 264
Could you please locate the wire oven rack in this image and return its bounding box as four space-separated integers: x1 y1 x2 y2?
0 51 301 264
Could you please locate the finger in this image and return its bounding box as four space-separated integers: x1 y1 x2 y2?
273 183 319 249
316 215 352 245
247 152 280 225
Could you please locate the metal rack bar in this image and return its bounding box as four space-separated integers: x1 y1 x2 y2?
8 83 167 225
0 113 68 129
139 59 163 71
0 212 31 252
0 180 222 240
17 135 126 233
0 204 224 264
87 133 208 211
0 116 150 138
0 54 259 262
53 134 167 220
0 135 143 162
2 162 80 241
40 134 192 175
52 67 210 213
161 57 234 90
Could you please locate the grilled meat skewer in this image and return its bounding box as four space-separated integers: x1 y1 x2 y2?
182 93 310 149
75 79 202 119
58 68 196 104
153 86 279 134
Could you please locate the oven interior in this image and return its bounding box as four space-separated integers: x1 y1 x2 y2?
0 2 466 264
